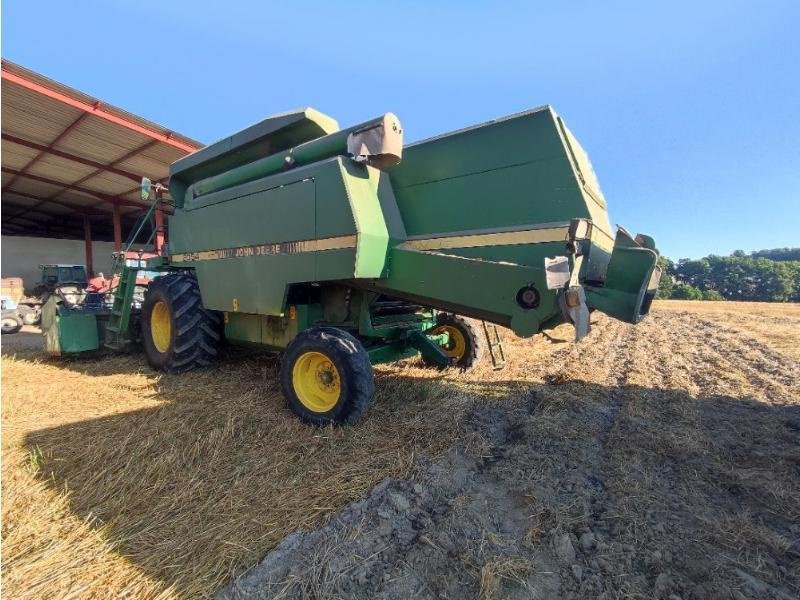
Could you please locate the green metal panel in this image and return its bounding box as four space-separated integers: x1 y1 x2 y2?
369 248 554 337
162 104 657 349
56 312 100 353
389 107 597 237
336 160 392 278
170 108 339 207
225 312 262 344
366 342 420 365
169 156 393 315
584 229 660 323
555 116 614 252
224 304 314 349
171 178 317 251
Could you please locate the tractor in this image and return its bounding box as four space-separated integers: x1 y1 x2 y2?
41 106 660 425
18 264 89 325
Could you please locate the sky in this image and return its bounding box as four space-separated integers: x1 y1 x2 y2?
2 1 798 259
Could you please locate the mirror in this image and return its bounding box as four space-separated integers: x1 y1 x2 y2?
140 177 152 201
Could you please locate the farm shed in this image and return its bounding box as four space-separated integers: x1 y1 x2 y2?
1 60 200 289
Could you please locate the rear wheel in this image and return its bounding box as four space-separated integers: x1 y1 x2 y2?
280 327 374 425
423 313 483 370
141 273 221 372
2 315 23 334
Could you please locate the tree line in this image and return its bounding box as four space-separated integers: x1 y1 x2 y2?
655 248 800 302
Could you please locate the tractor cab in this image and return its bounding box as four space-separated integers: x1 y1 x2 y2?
39 264 88 288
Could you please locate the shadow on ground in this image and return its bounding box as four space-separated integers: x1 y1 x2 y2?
20 348 800 599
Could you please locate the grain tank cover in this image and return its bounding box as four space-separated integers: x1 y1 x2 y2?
169 108 339 207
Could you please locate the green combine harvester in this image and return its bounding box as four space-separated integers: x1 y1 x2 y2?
43 106 660 424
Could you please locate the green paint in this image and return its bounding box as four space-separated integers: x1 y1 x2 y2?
366 341 420 365
55 312 101 353
161 104 656 353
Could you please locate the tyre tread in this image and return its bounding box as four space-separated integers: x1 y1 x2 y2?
142 272 221 373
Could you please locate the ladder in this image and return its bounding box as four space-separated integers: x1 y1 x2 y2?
104 194 162 349
105 265 138 350
481 321 506 370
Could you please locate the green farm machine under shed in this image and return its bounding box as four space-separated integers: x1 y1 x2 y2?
43 106 660 424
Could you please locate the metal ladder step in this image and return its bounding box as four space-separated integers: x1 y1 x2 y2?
481 321 506 370
104 264 138 349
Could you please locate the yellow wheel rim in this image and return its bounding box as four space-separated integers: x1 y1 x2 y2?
292 351 341 413
430 324 467 360
150 300 172 353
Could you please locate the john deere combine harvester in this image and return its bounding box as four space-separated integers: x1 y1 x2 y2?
43 106 659 424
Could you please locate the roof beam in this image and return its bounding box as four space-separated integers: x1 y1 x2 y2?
1 190 117 227
1 66 198 153
2 113 90 191
2 167 149 209
52 139 158 199
2 196 110 219
2 210 122 237
2 133 142 183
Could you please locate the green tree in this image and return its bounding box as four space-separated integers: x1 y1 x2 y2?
702 289 723 301
671 283 703 300
656 256 674 299
751 248 800 262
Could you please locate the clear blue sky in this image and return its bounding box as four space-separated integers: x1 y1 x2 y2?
3 1 798 259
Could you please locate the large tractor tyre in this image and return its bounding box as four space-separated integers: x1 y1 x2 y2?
280 327 375 426
1 315 23 335
423 313 483 370
21 308 40 326
17 304 40 325
141 273 222 373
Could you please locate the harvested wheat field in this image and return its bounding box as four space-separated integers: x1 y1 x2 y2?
2 302 799 599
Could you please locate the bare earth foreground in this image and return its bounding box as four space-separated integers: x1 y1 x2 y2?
2 301 799 599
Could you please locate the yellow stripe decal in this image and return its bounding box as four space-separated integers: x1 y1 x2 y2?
170 234 357 263
398 224 571 252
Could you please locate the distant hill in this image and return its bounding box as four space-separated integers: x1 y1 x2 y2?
656 249 800 302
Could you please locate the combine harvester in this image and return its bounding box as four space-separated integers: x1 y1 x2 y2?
42 106 660 424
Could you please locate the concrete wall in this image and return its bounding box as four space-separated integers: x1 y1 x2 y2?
1 236 117 291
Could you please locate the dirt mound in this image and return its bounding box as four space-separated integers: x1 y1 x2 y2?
217 404 560 600
219 400 799 598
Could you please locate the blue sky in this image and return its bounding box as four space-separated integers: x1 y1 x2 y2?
3 1 798 259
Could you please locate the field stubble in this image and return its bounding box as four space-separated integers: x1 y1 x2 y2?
1 302 799 599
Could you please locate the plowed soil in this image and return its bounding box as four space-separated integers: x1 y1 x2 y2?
2 302 799 599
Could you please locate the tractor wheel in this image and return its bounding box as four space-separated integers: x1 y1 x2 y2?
18 305 40 326
423 313 483 370
141 273 222 373
2 315 23 334
280 327 375 425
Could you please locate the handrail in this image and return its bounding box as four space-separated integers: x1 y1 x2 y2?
108 196 162 294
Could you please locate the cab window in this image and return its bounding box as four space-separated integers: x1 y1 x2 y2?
42 267 58 284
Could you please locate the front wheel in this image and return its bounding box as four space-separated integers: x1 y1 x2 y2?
2 315 23 334
423 313 483 370
280 327 375 425
141 273 222 373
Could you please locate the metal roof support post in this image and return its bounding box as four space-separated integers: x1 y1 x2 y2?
83 215 94 277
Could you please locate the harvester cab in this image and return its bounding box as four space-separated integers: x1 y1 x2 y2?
42 105 659 425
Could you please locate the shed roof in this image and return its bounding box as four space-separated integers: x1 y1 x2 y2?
1 60 202 241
